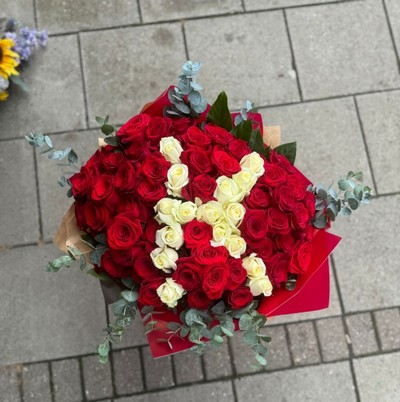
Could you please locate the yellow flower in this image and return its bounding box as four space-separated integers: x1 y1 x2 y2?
0 90 9 101
0 39 20 79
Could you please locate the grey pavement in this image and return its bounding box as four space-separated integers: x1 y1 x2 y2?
0 0 399 401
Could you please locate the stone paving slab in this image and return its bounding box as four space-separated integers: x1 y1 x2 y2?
113 348 144 395
374 308 400 351
356 90 400 194
36 0 140 34
115 381 234 402
140 0 243 22
354 351 400 402
172 350 203 384
36 130 101 241
0 140 39 245
346 313 379 356
259 97 374 189
235 361 356 402
22 363 51 402
0 364 21 402
386 0 400 55
82 355 113 400
245 0 332 10
185 12 300 109
0 35 86 139
287 0 400 99
0 0 35 26
0 244 107 365
51 358 83 402
80 24 186 127
333 195 400 313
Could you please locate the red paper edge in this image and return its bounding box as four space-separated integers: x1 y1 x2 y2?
144 230 341 358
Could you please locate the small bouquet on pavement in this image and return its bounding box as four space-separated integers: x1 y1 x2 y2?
26 61 371 365
0 17 47 101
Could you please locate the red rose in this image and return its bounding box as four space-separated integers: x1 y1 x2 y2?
134 252 161 282
173 257 202 292
182 174 217 203
212 147 241 176
226 139 251 161
114 161 138 194
261 163 287 187
240 210 268 248
275 233 295 254
146 116 172 145
110 246 141 267
143 218 159 244
305 191 316 215
117 113 150 146
171 116 195 136
194 245 228 265
244 186 270 209
100 250 131 278
251 237 275 261
275 185 297 211
289 242 312 274
187 288 212 310
70 166 94 198
83 201 110 233
181 149 213 176
183 219 213 248
267 253 290 287
267 208 290 234
136 180 167 204
117 197 151 222
202 263 230 299
138 279 164 307
292 203 310 229
106 212 143 250
182 126 212 149
204 124 233 144
287 175 307 200
227 286 253 309
226 258 247 290
100 149 124 173
269 151 296 173
141 152 170 183
92 175 119 206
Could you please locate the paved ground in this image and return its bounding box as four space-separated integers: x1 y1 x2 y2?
1 0 400 401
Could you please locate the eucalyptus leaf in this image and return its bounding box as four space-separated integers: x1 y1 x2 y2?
101 124 115 135
87 268 110 281
104 136 119 146
239 314 253 331
243 330 258 345
121 290 138 303
255 353 267 366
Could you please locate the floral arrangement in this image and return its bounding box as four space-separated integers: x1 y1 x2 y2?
0 18 47 101
26 61 371 365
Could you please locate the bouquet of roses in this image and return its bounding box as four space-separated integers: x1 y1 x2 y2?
26 61 371 365
0 17 47 101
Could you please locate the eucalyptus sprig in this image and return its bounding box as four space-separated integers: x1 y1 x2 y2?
311 171 372 229
95 115 119 147
98 277 138 363
167 61 207 118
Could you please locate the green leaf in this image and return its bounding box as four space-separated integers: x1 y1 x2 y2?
338 179 351 191
255 353 267 366
104 136 119 146
231 119 252 141
121 277 134 289
274 142 297 165
121 290 138 303
348 197 359 210
167 322 181 331
98 342 110 357
96 116 105 125
10 74 29 92
79 255 87 271
101 124 115 135
259 335 272 343
206 91 232 131
239 314 253 331
252 344 267 354
87 268 110 281
243 330 258 346
90 245 107 265
67 149 78 164
211 301 226 315
112 299 127 316
213 335 224 343
94 233 108 245
249 128 265 154
221 326 234 337
98 354 108 364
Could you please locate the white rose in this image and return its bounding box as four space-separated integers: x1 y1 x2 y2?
150 246 179 272
223 202 246 228
211 221 232 246
155 198 181 215
156 225 184 250
248 276 273 297
157 278 186 308
197 201 224 225
214 176 245 205
172 201 197 224
166 164 189 197
232 169 258 194
240 152 265 177
242 253 266 278
225 235 246 258
159 136 183 163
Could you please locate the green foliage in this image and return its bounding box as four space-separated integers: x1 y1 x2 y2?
98 282 139 364
234 100 254 126
274 142 297 165
10 74 29 92
206 91 232 132
248 128 264 154
166 61 207 118
311 171 372 229
231 119 253 141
